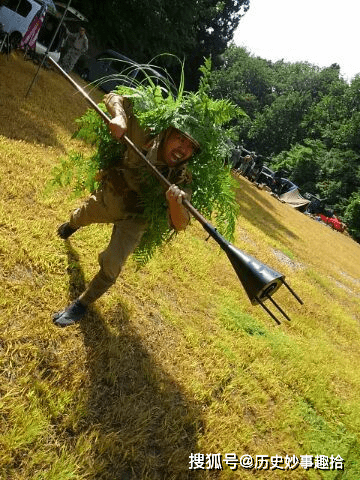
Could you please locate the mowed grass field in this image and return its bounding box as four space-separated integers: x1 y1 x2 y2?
1 52 360 480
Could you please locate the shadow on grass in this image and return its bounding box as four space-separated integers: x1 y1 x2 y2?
65 242 202 479
233 175 300 243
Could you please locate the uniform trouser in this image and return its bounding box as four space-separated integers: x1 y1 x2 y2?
68 186 146 305
59 48 81 73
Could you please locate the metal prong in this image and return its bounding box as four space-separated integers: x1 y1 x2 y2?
266 294 291 322
256 297 282 325
282 279 303 304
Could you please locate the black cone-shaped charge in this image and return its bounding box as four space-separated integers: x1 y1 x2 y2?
225 244 284 305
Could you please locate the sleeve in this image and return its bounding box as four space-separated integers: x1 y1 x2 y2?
82 36 88 53
103 93 126 118
67 31 77 41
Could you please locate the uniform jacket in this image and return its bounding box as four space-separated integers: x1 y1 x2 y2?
101 93 192 215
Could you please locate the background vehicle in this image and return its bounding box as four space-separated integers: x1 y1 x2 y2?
0 0 51 51
80 49 170 92
0 0 86 62
256 165 275 188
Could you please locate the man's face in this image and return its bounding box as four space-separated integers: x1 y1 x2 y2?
163 129 196 167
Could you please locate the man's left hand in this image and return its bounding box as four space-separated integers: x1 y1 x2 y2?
166 184 187 204
166 185 190 231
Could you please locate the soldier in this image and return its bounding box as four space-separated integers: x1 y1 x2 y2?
53 93 200 327
59 26 88 73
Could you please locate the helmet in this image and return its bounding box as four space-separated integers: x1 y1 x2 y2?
173 127 201 152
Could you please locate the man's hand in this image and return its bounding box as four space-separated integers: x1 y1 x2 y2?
109 116 127 140
104 93 128 139
166 185 190 231
166 184 187 204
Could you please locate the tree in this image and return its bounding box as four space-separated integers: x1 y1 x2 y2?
332 76 360 153
206 44 360 241
270 140 325 193
271 141 360 218
301 87 348 148
210 46 274 114
271 61 342 99
186 0 250 88
72 0 250 90
248 91 312 155
344 192 360 240
316 149 360 212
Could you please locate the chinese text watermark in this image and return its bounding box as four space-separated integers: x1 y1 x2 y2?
189 453 345 471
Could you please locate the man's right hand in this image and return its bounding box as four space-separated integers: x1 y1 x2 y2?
109 116 127 140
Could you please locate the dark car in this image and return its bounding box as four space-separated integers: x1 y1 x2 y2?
257 165 275 188
80 49 169 93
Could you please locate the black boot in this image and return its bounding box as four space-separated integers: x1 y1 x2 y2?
57 222 79 239
53 299 87 327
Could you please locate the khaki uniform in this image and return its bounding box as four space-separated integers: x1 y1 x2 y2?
68 94 191 305
59 32 88 73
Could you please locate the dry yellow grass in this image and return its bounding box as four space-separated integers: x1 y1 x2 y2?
1 51 360 479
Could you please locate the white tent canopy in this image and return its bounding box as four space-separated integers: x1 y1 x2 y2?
279 188 311 211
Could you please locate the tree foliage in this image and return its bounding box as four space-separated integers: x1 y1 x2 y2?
208 46 360 239
72 0 249 89
344 192 360 241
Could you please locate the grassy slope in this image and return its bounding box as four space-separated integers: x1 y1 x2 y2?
1 52 360 480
